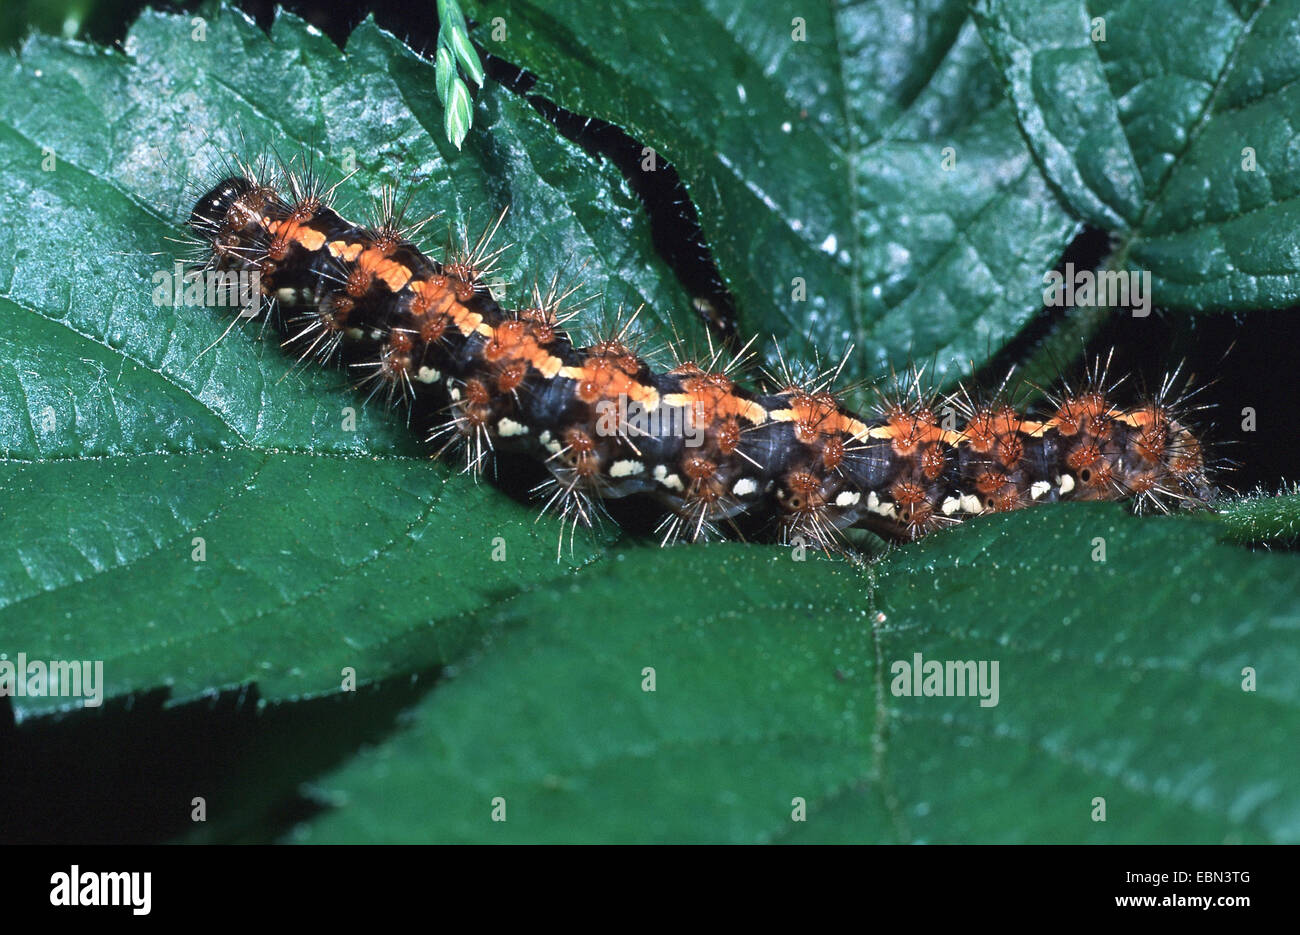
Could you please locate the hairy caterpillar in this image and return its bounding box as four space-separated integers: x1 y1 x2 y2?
183 155 1218 553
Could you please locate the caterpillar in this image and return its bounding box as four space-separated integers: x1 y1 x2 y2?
183 156 1218 553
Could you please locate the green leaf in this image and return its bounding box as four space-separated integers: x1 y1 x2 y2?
975 0 1300 310
298 507 1300 843
0 5 695 718
465 0 1080 386
1214 489 1300 545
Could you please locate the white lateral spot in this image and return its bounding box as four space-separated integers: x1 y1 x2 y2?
497 418 528 437
544 439 563 455
960 493 983 514
610 459 645 478
449 386 461 401
658 471 684 492
941 496 960 516
416 366 441 384
345 327 365 342
733 477 759 498
1030 480 1050 500
868 492 896 518
539 430 553 445
1057 473 1076 495
835 490 861 508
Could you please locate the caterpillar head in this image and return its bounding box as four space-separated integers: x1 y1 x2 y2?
189 176 254 239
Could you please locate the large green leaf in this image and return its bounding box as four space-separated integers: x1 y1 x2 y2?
467 0 1080 386
0 4 692 718
298 507 1300 843
975 0 1300 309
